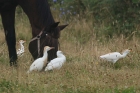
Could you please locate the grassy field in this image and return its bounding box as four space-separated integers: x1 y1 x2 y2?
0 10 140 93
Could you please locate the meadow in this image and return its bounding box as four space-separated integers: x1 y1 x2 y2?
0 8 140 93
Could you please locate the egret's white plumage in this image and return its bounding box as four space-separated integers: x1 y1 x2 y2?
27 46 54 73
100 49 132 64
17 40 26 56
45 51 66 71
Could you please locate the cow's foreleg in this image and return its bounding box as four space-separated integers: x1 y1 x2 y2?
1 7 17 66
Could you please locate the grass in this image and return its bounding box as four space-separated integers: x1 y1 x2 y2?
0 9 140 93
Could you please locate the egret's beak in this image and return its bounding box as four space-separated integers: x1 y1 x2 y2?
50 47 55 49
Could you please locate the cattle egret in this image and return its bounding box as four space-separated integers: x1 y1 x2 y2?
45 51 66 71
27 46 54 73
17 40 26 56
100 49 132 64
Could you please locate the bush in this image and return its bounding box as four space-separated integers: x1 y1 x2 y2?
49 0 140 38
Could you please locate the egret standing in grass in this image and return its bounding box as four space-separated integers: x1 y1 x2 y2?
17 40 26 56
27 46 54 73
45 51 66 71
100 49 132 64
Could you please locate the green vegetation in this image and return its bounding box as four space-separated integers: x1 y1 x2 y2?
0 79 137 93
48 0 140 38
0 0 140 93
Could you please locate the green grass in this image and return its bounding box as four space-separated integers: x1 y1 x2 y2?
0 79 35 93
0 79 136 93
104 87 136 93
0 8 140 93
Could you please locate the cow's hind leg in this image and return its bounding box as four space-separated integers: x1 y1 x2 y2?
1 7 17 66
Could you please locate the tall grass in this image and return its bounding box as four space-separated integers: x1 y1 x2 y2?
0 7 140 93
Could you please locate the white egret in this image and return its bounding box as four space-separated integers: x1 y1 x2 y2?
100 49 132 64
45 51 66 71
27 46 54 73
17 40 26 56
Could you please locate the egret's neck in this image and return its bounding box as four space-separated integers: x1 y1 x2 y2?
20 43 24 51
58 54 64 57
58 54 66 60
120 52 129 58
42 51 48 59
42 51 48 66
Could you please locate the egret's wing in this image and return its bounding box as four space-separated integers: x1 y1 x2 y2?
46 58 64 71
48 58 62 64
17 49 21 55
100 52 121 60
47 62 62 70
29 58 43 71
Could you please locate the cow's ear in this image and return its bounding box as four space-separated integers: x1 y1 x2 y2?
51 22 60 28
58 24 68 31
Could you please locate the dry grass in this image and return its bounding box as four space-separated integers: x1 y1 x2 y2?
0 12 140 93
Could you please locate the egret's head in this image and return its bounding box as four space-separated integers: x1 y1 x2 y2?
57 51 63 55
19 40 26 44
128 48 132 51
123 48 132 54
44 46 54 52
